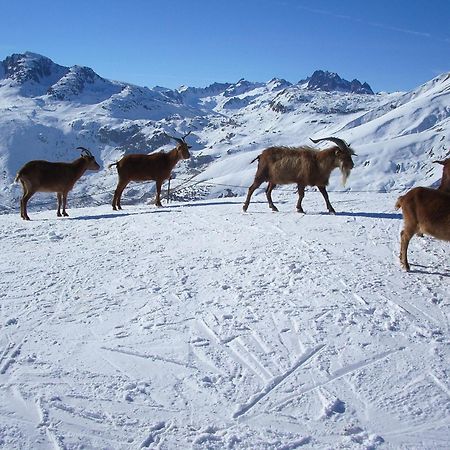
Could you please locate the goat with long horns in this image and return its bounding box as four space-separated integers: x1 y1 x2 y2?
243 137 356 214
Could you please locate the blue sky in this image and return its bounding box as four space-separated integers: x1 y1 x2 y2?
1 0 449 92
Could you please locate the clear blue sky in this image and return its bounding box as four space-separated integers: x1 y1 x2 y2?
1 0 449 92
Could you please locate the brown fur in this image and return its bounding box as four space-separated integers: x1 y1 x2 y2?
110 139 191 210
15 149 100 220
396 185 450 271
243 140 355 213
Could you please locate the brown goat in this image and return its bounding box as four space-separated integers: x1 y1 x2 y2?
396 159 450 271
15 147 100 220
434 158 450 192
110 132 192 210
243 137 355 213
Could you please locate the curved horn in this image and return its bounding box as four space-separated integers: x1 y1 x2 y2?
181 130 192 140
77 146 93 157
163 132 184 145
310 137 356 155
432 159 444 165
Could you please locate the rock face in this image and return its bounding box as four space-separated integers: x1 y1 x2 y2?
302 70 374 95
1 52 67 84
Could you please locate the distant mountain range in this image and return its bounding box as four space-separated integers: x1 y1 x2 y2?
0 52 448 211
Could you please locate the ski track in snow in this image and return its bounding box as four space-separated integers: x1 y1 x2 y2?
0 192 449 449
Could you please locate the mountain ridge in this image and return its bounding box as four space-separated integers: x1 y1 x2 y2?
1 52 375 98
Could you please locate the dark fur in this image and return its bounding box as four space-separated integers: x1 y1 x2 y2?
15 148 100 220
110 139 191 210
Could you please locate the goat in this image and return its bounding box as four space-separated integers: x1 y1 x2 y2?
15 147 100 220
395 159 450 271
243 137 355 213
434 158 450 192
110 131 192 210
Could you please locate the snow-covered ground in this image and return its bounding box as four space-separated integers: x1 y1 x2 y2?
1 192 449 449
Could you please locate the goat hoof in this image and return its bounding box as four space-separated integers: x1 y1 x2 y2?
297 209 305 214
57 212 62 217
329 210 336 215
63 212 69 217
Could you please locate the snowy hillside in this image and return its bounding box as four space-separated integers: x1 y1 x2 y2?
0 194 449 449
0 52 449 213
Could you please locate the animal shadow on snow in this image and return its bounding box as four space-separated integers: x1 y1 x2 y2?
336 211 402 220
71 208 173 221
169 200 266 209
408 264 450 277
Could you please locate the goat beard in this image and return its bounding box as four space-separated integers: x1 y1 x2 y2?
340 165 352 186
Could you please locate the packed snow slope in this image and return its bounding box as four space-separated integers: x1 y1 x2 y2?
0 53 449 213
0 193 449 449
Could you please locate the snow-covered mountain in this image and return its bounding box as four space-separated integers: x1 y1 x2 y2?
299 70 374 95
0 52 449 212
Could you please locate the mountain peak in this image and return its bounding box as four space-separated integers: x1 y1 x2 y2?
1 52 67 84
302 70 374 95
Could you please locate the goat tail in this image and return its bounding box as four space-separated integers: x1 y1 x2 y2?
395 196 404 210
250 155 260 164
108 162 118 169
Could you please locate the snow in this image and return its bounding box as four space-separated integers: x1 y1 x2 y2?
1 192 449 449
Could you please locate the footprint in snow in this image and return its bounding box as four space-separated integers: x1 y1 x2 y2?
48 231 63 241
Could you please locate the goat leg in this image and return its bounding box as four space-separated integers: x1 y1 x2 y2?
57 193 63 217
155 180 163 207
62 193 69 216
243 179 263 212
399 229 412 271
21 191 32 221
318 186 336 214
266 183 278 211
296 184 305 213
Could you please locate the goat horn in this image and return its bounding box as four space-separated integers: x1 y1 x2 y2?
432 160 444 165
310 137 356 156
163 132 184 145
77 146 93 157
181 130 192 140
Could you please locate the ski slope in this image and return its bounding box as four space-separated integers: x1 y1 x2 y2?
0 192 449 449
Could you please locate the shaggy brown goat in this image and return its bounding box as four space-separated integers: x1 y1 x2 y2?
110 131 192 210
243 137 355 213
434 158 450 192
15 147 100 220
396 159 450 271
